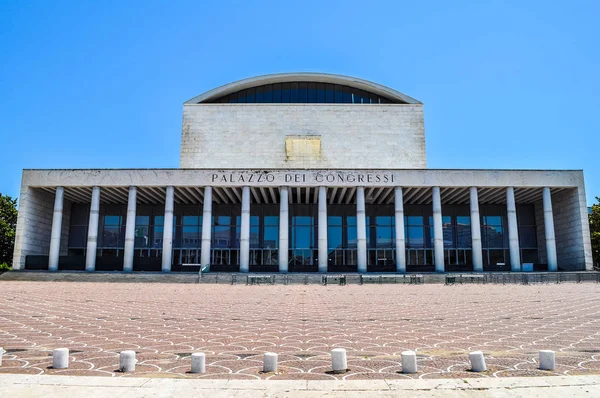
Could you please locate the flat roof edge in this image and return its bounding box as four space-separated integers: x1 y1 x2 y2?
22 168 584 172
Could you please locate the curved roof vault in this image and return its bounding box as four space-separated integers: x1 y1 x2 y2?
184 73 421 105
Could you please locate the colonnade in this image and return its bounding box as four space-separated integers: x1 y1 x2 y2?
47 186 559 273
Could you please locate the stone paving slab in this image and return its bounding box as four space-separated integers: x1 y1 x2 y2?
1 374 600 397
1 282 600 380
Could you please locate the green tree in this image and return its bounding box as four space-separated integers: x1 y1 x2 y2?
0 194 18 267
590 197 600 268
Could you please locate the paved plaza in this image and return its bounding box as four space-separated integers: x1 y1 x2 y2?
1 281 600 380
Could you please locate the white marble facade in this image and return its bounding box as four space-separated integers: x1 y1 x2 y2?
12 168 593 272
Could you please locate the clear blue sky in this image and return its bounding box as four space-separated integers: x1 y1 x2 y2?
1 0 599 204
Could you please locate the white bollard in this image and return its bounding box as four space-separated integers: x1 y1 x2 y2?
120 350 137 372
0 347 3 367
331 348 347 373
401 350 417 373
190 352 206 374
52 348 69 369
539 350 556 370
263 352 278 373
469 351 487 372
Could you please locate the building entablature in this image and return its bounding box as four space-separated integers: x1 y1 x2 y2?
22 168 586 189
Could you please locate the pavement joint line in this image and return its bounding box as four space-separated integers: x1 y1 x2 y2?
383 378 392 390
138 379 152 387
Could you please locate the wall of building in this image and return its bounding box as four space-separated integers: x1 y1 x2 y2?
12 188 57 269
552 187 593 270
180 104 426 169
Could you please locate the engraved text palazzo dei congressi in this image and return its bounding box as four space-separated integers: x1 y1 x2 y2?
211 171 396 185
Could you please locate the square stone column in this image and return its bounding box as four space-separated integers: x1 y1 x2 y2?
394 187 406 273
48 187 64 272
278 187 289 273
506 187 521 271
470 187 484 272
161 186 174 272
240 186 251 273
357 187 368 273
85 186 101 272
200 187 212 269
318 186 328 272
432 187 445 272
123 186 137 273
543 187 558 271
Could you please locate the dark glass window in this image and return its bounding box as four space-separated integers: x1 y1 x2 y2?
271 83 281 102
316 83 325 103
281 83 290 103
407 216 423 225
359 90 370 104
307 82 317 103
290 205 317 249
517 204 536 225
298 82 307 102
487 226 504 247
334 84 343 102
153 215 164 248
263 214 279 249
371 215 394 248
328 216 343 250
248 216 260 248
68 203 89 248
325 84 334 103
213 212 236 248
347 216 357 247
456 216 472 248
102 215 123 248
237 90 246 103
519 226 537 248
404 205 434 249
135 215 150 248
480 206 506 249
180 214 202 248
246 87 255 103
327 206 360 267
407 227 424 247
342 86 352 103
70 203 90 225
255 86 264 103
206 82 400 104
441 215 453 248
68 226 87 248
517 204 537 251
255 86 265 104
263 84 272 102
290 82 299 102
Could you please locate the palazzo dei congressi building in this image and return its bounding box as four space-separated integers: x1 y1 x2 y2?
13 73 593 274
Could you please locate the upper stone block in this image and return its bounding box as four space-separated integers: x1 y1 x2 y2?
180 73 426 169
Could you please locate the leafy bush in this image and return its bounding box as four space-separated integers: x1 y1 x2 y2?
0 262 11 272
1 194 18 267
590 197 600 268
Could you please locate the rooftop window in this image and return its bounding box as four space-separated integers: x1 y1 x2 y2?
207 82 399 104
